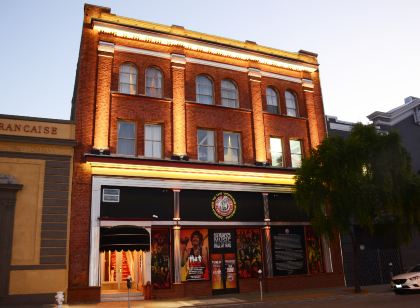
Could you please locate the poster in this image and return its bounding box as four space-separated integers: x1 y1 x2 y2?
180 229 209 281
236 229 262 278
211 254 223 290
305 226 324 274
224 253 237 289
271 226 307 276
151 229 171 289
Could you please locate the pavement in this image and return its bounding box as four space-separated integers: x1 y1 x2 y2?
62 284 396 308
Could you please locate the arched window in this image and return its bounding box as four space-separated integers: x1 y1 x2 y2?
266 87 279 114
285 91 298 117
119 63 137 95
221 79 239 108
196 75 214 104
146 67 163 98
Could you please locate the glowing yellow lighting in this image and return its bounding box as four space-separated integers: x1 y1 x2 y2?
93 22 317 73
87 161 296 186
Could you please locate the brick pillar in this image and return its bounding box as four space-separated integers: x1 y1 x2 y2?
303 79 320 148
248 68 267 165
0 177 22 298
262 193 273 277
93 41 114 152
171 54 187 159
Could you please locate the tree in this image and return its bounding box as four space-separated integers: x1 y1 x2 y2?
295 124 420 293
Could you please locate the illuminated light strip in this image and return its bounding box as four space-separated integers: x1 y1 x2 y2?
94 22 318 73
88 162 296 186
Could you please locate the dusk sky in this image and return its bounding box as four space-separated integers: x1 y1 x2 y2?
2 0 419 123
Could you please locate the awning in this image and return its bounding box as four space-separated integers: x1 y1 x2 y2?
100 226 150 252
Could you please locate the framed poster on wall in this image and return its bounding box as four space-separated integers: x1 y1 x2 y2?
180 229 209 281
271 226 308 276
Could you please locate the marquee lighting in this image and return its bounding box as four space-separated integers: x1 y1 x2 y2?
93 22 317 73
87 161 296 186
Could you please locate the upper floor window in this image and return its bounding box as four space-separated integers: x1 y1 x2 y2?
146 67 163 98
266 87 279 114
196 75 214 105
117 121 136 156
285 91 298 117
119 63 137 95
270 137 283 167
197 129 215 162
223 132 241 164
290 139 303 168
144 124 162 158
221 80 239 108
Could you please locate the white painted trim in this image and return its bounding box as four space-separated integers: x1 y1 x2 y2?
180 221 264 226
248 68 262 78
89 181 102 287
171 53 186 65
261 71 302 83
270 221 310 226
91 175 293 193
113 43 305 84
115 45 170 59
98 41 115 53
93 21 318 73
187 57 247 72
100 220 152 227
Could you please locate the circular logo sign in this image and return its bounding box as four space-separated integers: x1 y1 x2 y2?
211 192 237 220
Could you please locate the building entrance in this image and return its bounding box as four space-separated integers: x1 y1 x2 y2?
209 230 238 294
99 226 150 297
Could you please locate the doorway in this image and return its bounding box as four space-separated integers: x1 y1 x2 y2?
100 250 145 292
209 230 238 294
99 226 151 295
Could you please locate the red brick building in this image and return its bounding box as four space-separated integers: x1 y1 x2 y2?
68 4 344 303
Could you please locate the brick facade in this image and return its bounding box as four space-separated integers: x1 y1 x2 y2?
68 4 343 303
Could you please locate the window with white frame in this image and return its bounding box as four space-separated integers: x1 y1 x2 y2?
146 67 163 98
221 80 239 108
145 124 162 158
270 137 283 167
266 87 279 114
223 132 241 164
285 91 298 117
197 129 215 162
290 139 303 168
117 121 136 156
119 63 138 95
196 75 214 104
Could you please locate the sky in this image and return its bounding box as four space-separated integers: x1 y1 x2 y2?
1 0 419 123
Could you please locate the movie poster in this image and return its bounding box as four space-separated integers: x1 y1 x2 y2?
151 229 171 289
211 254 223 289
236 229 262 278
271 226 307 276
180 228 209 281
305 226 324 274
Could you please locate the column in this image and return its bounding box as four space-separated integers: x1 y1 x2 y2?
262 193 273 277
173 226 182 283
172 189 182 283
93 41 114 153
0 177 23 297
171 54 187 160
248 68 267 165
303 78 320 148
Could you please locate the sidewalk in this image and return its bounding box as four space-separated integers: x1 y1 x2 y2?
65 284 393 308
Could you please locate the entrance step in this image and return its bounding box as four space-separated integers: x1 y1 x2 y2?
101 291 144 302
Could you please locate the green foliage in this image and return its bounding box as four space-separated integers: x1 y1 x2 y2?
295 124 420 242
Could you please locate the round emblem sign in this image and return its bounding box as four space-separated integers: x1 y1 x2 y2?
211 192 237 220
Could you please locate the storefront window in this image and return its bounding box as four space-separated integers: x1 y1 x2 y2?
236 229 262 278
